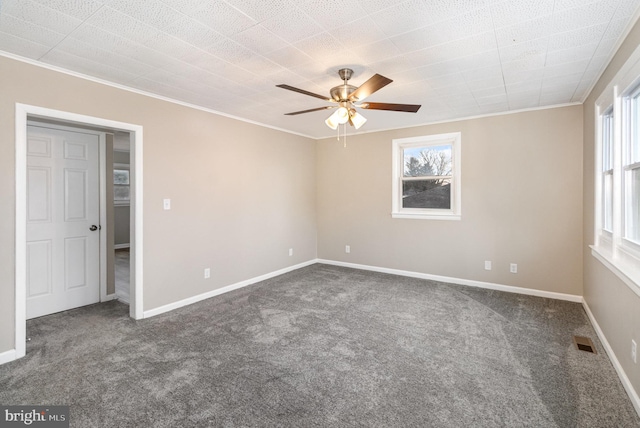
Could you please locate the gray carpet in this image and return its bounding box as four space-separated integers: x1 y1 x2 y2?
1 264 638 427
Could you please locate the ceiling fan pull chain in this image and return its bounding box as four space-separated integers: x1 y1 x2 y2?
344 124 347 148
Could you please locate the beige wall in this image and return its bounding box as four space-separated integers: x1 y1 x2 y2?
114 206 130 246
583 20 640 399
317 105 584 296
0 56 317 353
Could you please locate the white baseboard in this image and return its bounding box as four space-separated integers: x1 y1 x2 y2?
114 244 130 250
116 290 130 305
0 349 17 365
583 301 640 417
143 259 317 318
317 259 584 303
101 293 118 302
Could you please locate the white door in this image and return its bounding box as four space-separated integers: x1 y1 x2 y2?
26 125 101 319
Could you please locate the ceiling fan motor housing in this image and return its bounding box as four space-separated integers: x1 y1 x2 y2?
330 84 357 102
331 68 356 102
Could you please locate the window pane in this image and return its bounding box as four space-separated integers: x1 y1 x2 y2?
604 173 613 232
403 145 452 177
625 168 640 242
402 179 451 209
603 112 613 171
630 94 640 165
114 185 130 201
114 169 130 185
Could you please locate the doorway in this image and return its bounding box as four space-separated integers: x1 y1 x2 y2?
14 104 144 360
112 133 131 303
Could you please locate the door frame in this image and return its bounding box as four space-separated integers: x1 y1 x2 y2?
15 103 144 359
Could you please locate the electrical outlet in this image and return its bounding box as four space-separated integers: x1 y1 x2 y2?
510 263 518 273
163 198 171 210
345 245 350 254
204 268 210 279
289 248 293 257
484 261 492 271
632 340 637 364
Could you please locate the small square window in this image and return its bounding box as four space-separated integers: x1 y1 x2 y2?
392 132 461 220
113 164 130 204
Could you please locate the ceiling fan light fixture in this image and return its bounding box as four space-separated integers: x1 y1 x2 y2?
326 106 349 129
336 106 349 124
325 116 338 130
349 109 367 129
278 68 421 130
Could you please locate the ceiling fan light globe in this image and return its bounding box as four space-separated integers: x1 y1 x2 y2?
325 114 339 130
336 107 349 124
350 110 367 129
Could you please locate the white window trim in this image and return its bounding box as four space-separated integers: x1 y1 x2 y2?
592 41 640 299
391 132 461 220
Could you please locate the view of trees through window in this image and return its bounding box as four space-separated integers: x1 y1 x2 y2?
114 168 130 202
402 145 452 209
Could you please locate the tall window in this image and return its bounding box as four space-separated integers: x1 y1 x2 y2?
392 132 461 220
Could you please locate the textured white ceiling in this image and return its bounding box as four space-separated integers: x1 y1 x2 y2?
1 0 639 138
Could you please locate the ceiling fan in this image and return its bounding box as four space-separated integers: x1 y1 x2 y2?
276 68 421 130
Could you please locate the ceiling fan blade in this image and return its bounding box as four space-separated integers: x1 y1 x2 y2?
360 102 421 113
349 74 393 101
276 84 333 102
284 106 336 116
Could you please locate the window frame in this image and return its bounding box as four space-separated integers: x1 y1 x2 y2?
391 132 461 220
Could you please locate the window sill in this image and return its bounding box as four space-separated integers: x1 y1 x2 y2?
590 245 640 298
392 212 461 221
114 201 130 207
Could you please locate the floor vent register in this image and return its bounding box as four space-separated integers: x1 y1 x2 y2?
574 336 597 354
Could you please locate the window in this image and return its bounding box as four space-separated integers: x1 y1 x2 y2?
113 163 130 205
392 132 461 220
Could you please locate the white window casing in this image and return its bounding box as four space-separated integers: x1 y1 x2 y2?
392 132 461 220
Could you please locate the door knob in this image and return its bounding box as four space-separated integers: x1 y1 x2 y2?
90 225 98 231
